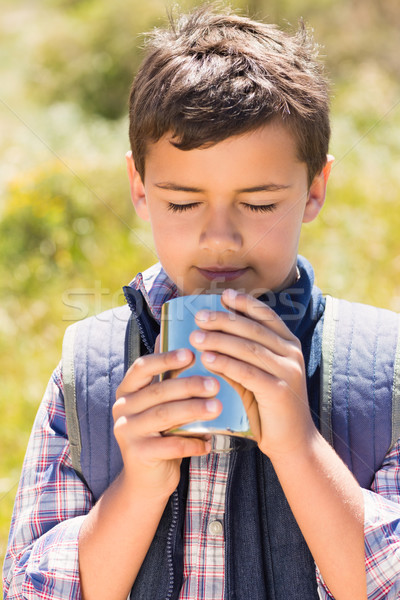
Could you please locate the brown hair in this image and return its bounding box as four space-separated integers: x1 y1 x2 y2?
129 4 330 186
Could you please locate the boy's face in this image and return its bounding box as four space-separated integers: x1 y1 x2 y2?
127 121 330 296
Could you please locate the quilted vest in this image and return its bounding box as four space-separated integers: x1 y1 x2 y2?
62 261 400 599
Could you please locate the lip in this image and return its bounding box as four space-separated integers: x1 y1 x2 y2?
196 266 249 281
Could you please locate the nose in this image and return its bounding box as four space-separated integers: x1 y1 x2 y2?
199 209 242 253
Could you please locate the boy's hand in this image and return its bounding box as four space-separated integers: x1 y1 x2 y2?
113 344 221 499
190 288 315 461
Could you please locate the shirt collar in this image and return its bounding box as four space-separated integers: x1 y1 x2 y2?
128 262 179 323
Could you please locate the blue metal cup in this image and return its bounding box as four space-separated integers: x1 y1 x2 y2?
160 295 255 452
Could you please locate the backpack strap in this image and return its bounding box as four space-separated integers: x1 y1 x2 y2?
62 304 141 498
62 321 85 484
393 324 400 447
320 295 337 447
320 295 400 487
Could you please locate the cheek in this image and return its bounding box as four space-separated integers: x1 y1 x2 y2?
248 215 301 261
250 216 285 245
152 214 195 241
269 212 302 242
150 219 191 259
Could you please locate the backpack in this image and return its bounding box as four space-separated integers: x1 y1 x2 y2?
62 293 400 499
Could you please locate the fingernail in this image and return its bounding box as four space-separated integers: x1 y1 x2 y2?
204 377 216 391
176 349 188 362
223 288 237 300
196 310 210 322
193 331 206 343
204 440 212 453
203 352 216 363
206 399 219 412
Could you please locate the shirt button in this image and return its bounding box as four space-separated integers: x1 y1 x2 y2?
208 520 224 536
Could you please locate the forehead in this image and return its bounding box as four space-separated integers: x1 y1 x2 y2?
143 122 307 189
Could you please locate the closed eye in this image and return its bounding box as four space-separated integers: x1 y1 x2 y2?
167 202 277 213
167 202 199 213
243 203 277 213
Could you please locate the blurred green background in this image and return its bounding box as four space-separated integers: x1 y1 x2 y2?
1 0 400 578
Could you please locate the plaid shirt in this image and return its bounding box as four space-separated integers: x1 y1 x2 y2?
3 263 400 600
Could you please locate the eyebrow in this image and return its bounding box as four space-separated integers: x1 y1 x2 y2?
236 184 292 193
154 182 291 193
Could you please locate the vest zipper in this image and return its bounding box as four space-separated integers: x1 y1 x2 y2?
123 287 154 353
165 489 179 600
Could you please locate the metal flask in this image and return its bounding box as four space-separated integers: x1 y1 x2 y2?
160 294 256 453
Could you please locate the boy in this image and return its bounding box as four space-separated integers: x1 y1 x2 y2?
4 5 400 600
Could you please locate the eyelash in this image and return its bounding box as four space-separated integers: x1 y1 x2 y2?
167 203 277 213
244 203 276 213
167 203 199 213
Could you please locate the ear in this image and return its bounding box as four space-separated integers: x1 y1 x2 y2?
302 155 334 224
126 151 150 221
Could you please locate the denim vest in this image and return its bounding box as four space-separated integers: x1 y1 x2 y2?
61 257 400 599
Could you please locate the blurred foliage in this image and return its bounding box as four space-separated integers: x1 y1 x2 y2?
1 0 400 579
27 0 169 119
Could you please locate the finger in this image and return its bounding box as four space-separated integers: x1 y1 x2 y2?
193 309 292 358
221 288 295 341
134 434 213 461
113 374 220 417
116 396 222 437
190 328 286 377
200 350 305 404
116 348 194 397
199 350 278 398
